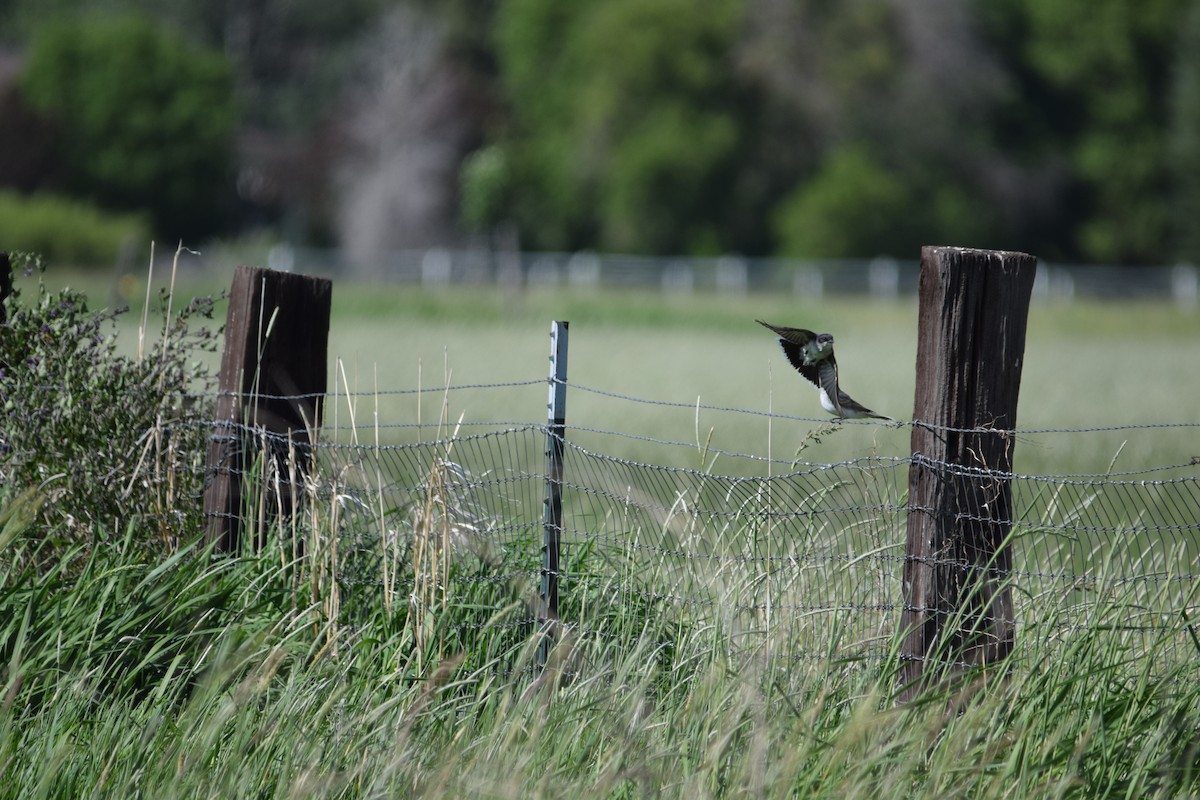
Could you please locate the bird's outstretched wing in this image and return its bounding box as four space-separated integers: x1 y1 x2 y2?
779 341 822 388
755 320 817 348
756 320 822 384
818 358 890 419
815 358 841 408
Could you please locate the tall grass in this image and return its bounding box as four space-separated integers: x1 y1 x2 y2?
1 502 1197 797
3 270 1197 796
3 420 1199 799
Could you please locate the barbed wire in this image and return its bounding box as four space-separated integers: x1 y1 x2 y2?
909 451 1200 480
552 378 1200 435
179 411 1200 479
20 376 1199 438
128 378 1200 677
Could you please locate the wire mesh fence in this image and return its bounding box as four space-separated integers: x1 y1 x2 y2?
186 377 1200 682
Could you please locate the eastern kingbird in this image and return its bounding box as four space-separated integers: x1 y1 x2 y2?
756 320 891 420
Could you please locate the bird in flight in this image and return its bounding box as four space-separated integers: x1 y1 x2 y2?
756 320 891 420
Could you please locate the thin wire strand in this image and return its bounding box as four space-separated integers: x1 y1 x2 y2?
177 383 1200 677
557 378 1200 435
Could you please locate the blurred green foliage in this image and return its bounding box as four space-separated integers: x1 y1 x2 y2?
20 12 235 242
496 0 747 254
773 146 910 259
459 145 510 233
1012 0 1185 263
0 0 1197 263
1170 2 1200 264
483 0 1195 262
0 191 148 267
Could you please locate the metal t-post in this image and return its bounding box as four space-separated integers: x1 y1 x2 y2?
539 320 569 671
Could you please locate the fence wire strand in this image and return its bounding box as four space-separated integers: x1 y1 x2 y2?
187 383 1200 677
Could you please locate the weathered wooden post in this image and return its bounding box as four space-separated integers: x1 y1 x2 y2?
0 252 11 324
899 246 1037 701
202 265 332 551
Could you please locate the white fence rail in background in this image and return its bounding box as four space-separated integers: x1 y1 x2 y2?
196 245 1200 306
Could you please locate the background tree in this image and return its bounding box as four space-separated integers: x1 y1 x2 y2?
333 5 481 261
2 0 1197 263
21 12 236 242
1002 0 1186 263
496 0 748 255
742 0 1021 258
1169 0 1200 264
773 145 909 258
492 0 1031 259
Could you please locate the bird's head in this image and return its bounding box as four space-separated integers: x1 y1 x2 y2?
796 333 835 364
802 332 834 362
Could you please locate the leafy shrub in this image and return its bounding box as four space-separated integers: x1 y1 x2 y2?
0 252 219 558
772 145 912 259
0 191 149 268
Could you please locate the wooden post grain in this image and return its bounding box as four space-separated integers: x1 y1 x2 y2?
202 265 332 551
0 252 11 325
899 246 1037 701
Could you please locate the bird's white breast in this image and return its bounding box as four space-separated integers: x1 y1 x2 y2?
818 388 838 415
819 387 873 418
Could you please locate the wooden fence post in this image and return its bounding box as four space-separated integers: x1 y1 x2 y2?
899 246 1037 701
0 252 11 325
202 265 332 551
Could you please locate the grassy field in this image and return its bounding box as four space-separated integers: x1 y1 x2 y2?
2 500 1198 797
47 261 1200 476
331 285 1199 475
3 263 1199 796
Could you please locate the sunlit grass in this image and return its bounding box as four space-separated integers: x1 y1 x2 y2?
28 264 1200 475
319 284 1199 477
1 504 1197 798
3 265 1198 796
